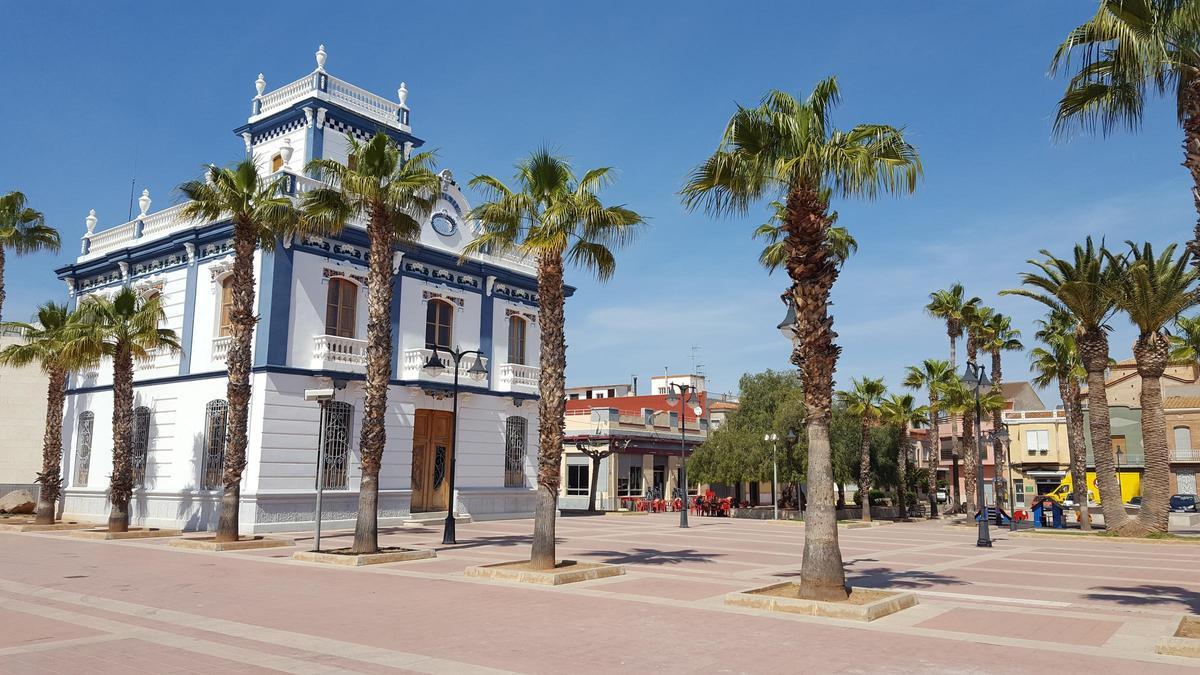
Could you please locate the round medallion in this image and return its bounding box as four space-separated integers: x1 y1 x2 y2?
431 213 457 237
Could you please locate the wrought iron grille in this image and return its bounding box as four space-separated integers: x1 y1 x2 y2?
433 445 447 488
74 412 94 487
504 416 527 487
318 401 352 490
202 400 229 490
131 407 151 488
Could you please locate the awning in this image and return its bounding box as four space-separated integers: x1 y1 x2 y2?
1024 471 1066 478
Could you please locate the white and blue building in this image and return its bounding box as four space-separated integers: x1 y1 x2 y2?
54 46 548 533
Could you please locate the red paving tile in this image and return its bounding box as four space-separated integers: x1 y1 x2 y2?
593 576 747 601
0 607 103 648
917 607 1121 647
0 637 270 674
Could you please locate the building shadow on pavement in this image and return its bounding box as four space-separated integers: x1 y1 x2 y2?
1083 585 1200 613
437 534 563 550
580 548 723 565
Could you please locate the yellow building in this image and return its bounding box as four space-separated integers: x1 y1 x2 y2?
1003 409 1071 509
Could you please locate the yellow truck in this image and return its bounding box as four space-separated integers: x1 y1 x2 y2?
1045 471 1141 506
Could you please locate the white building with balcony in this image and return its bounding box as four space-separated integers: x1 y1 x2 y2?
54 47 550 533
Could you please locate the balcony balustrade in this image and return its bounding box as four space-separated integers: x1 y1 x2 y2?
312 335 367 372
495 362 539 393
1172 448 1200 462
401 348 487 385
212 336 232 364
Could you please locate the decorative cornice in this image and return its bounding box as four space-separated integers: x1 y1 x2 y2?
423 290 464 308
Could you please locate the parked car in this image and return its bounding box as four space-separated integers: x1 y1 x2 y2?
1169 494 1197 513
935 489 948 504
1127 496 1142 508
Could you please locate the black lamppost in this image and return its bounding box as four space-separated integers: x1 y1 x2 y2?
666 382 702 529
422 345 488 545
984 423 1011 529
961 362 992 548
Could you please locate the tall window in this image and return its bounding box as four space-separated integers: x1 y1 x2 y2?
425 299 453 351
218 277 234 337
202 400 229 490
507 317 527 365
504 417 527 487
1025 430 1049 455
74 412 94 487
617 466 643 497
1175 426 1193 452
1013 479 1025 506
567 464 589 496
318 401 352 490
131 406 152 488
271 153 284 172
325 278 357 338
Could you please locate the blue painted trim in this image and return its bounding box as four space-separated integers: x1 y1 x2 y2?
480 287 495 388
56 220 234 280
254 243 294 367
312 122 325 164
390 271 403 379
178 258 199 375
64 364 541 401
232 101 425 151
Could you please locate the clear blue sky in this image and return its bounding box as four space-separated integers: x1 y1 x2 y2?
1 2 1190 402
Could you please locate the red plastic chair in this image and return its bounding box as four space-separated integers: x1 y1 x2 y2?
673 498 683 512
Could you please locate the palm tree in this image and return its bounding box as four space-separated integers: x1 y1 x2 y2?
1051 0 1200 263
681 78 920 602
1107 242 1200 534
903 358 955 518
302 133 440 554
0 192 60 322
926 283 980 511
881 393 929 521
837 377 887 522
939 379 1006 514
755 197 858 271
977 311 1023 511
0 303 94 524
1169 314 1200 360
178 160 300 542
463 149 644 570
74 289 179 532
1003 237 1128 530
1030 309 1091 529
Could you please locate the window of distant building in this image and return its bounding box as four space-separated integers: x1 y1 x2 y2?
425 299 453 351
1025 430 1049 455
617 465 642 497
607 388 615 398
505 417 527 487
643 408 654 425
132 406 151 488
319 401 352 490
325 278 357 338
202 400 229 490
271 153 284 172
1175 426 1193 452
567 464 589 496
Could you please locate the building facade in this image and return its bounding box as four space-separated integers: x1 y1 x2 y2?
54 48 546 533
1003 409 1071 509
0 329 50 491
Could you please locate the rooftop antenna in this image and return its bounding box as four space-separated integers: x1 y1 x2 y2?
126 148 139 221
689 345 704 376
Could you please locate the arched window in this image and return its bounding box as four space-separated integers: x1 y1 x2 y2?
507 316 527 365
271 153 284 172
318 401 353 490
202 400 229 490
1176 426 1193 452
218 276 234 337
131 406 152 488
347 153 358 171
325 278 357 338
425 299 453 351
504 416 527 487
74 412 94 487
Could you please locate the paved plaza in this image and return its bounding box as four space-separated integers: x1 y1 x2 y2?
1 515 1199 673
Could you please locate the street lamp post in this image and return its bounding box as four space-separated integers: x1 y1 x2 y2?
422 345 489 545
961 362 992 548
984 423 1011 530
765 433 779 520
666 382 702 529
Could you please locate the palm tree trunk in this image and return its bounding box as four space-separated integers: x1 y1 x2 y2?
897 427 909 521
1133 332 1170 535
352 210 394 555
35 368 67 525
784 185 848 602
0 246 6 324
947 333 960 512
990 350 1006 512
530 251 566 570
1077 328 1129 531
215 217 257 542
1062 377 1091 530
858 422 872 522
926 394 940 519
108 345 134 532
962 410 976 513
1182 85 1200 268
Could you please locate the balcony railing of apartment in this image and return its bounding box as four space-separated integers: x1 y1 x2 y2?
212 336 232 364
400 348 487 384
135 347 178 372
312 335 368 371
495 362 539 393
1172 448 1200 461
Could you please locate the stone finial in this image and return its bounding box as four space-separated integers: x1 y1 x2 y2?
398 82 409 108
255 73 266 97
138 189 151 217
315 44 327 71
280 138 294 167
85 209 97 235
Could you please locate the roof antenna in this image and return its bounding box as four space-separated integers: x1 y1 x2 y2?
126 148 139 221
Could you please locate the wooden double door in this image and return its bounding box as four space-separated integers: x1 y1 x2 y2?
411 409 455 513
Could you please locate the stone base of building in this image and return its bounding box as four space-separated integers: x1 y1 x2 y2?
464 560 625 585
725 583 917 622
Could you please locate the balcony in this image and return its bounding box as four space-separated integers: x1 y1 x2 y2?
1172 448 1200 462
135 347 177 373
212 336 232 364
401 348 488 385
312 335 367 372
495 362 539 394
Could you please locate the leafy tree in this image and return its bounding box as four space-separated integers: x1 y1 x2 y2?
463 149 644 570
0 191 60 322
179 160 300 542
302 133 440 554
